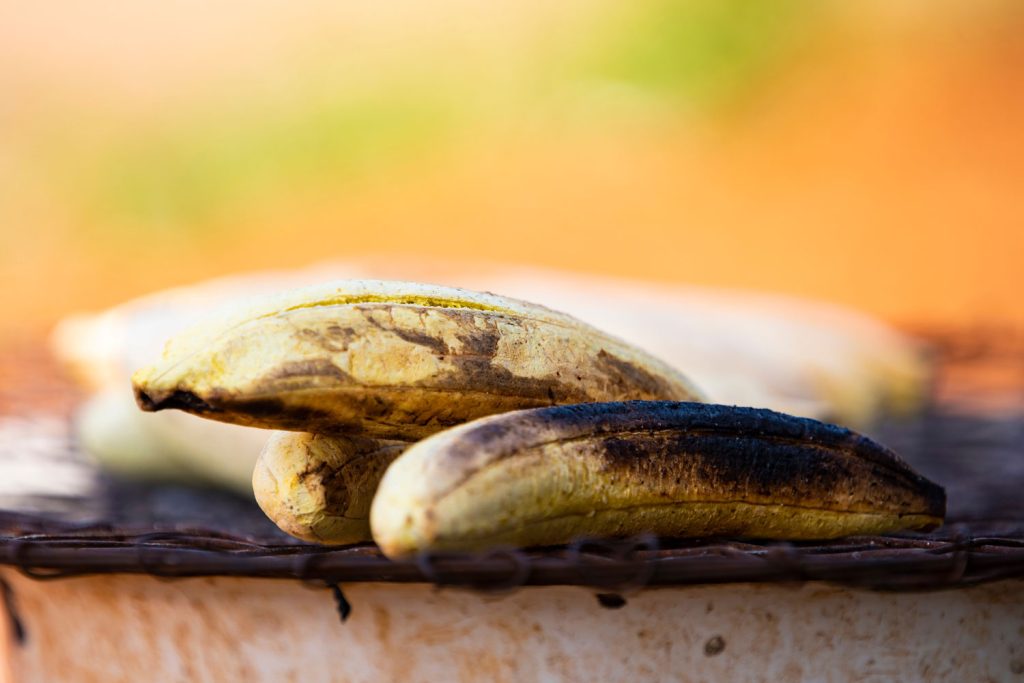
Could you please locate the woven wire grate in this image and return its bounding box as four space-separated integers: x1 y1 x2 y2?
0 326 1022 593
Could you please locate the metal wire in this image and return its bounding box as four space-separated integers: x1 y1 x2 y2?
0 327 1022 594
1 527 1023 591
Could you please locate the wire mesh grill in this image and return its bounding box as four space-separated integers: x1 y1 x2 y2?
1 326 1022 592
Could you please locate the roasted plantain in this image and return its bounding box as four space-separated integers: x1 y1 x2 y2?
133 281 702 440
370 401 945 557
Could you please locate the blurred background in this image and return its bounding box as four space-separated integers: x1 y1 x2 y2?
1 0 1022 338
1 11 1024 675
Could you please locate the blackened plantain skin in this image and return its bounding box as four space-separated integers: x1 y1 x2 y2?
442 401 945 514
370 401 946 557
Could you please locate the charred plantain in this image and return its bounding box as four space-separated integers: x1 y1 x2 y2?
253 432 407 544
132 281 702 440
370 401 946 557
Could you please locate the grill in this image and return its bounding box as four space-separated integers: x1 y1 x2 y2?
2 327 1023 595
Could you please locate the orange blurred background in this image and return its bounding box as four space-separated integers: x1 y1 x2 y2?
2 0 1022 338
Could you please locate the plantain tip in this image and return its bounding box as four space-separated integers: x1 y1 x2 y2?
925 479 948 521
132 384 216 414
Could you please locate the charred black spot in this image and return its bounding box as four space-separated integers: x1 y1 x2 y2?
263 359 347 382
446 362 567 403
599 435 647 465
392 327 449 355
134 387 217 414
331 391 469 439
704 635 725 656
521 402 911 472
301 459 351 516
232 397 285 418
596 593 627 609
595 350 673 398
631 427 939 514
917 479 947 520
451 418 525 453
363 313 451 356
598 432 858 499
133 386 157 411
232 398 338 430
634 430 938 512
455 326 501 358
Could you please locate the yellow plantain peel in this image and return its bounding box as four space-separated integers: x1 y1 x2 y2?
132 280 703 440
370 401 946 558
253 432 407 544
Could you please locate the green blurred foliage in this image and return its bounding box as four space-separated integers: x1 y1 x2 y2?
78 0 812 234
582 0 808 104
89 88 459 234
